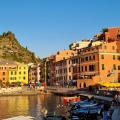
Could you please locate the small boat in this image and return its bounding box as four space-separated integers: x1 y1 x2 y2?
62 96 80 104
80 103 103 108
73 100 93 105
72 103 103 114
71 103 103 111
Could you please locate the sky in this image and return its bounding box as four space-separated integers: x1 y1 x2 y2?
0 0 120 59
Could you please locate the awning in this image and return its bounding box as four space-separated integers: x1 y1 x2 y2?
98 82 120 87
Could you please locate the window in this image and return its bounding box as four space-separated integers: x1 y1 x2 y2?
104 45 107 49
81 66 83 72
118 66 120 70
76 43 79 47
23 77 26 80
2 67 6 70
14 71 17 75
101 55 104 59
93 55 95 60
85 57 88 61
112 46 115 50
69 67 71 72
19 67 21 69
85 66 87 71
89 56 91 60
24 71 26 74
11 71 13 75
69 76 71 80
113 64 116 70
113 55 116 60
81 58 84 62
3 72 5 75
89 65 96 71
19 72 21 74
78 67 80 72
102 64 105 70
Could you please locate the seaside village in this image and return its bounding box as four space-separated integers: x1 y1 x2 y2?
1 26 120 91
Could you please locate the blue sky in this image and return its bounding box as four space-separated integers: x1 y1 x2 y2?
0 0 120 58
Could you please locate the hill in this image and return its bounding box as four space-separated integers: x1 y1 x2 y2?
0 31 41 63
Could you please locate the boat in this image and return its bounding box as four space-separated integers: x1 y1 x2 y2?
4 116 34 120
73 99 93 105
72 103 103 115
71 103 103 110
62 96 80 104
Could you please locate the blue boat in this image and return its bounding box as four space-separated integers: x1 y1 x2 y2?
72 103 103 114
73 100 93 106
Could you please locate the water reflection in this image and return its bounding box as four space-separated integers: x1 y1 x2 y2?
0 94 62 119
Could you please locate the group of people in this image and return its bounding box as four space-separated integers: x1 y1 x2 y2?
113 92 120 106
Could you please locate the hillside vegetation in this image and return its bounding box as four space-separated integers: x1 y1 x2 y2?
0 31 41 63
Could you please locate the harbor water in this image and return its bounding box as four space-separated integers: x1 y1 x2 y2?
0 94 62 120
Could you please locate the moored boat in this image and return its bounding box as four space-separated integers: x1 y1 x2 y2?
62 96 80 104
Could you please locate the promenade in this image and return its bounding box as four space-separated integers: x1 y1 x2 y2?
0 86 47 96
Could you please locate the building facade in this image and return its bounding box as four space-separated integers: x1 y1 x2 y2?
0 62 17 85
9 63 28 84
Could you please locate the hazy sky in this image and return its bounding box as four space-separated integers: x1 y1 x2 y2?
0 0 120 58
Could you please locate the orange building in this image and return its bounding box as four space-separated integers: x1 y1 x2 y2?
40 50 77 85
77 40 120 89
0 62 17 85
94 27 120 41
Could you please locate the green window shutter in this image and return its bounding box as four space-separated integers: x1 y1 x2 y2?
101 55 104 59
113 64 116 70
118 65 120 70
113 55 115 60
102 64 104 70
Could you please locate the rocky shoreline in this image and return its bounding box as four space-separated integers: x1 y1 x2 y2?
0 87 51 96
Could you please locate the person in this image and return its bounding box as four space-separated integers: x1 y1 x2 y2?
117 92 120 106
100 106 104 119
113 93 117 106
102 105 110 120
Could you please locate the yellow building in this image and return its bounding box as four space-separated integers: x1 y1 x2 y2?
9 63 28 84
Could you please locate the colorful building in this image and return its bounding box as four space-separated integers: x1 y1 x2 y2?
77 40 120 88
9 63 28 84
0 61 17 86
40 26 120 88
40 50 77 85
